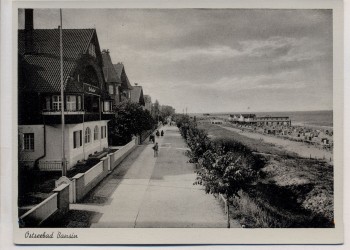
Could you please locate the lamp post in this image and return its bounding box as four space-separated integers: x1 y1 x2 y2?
59 9 67 176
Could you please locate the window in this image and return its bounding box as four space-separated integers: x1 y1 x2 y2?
52 95 62 111
23 133 34 151
104 101 111 112
77 96 82 110
94 126 99 140
85 127 91 144
73 130 82 148
66 95 76 111
109 85 114 95
101 126 107 139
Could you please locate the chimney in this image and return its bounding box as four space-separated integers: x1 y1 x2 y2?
25 9 34 54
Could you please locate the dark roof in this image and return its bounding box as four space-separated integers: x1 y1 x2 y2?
130 86 145 105
18 29 95 93
113 63 133 90
102 51 121 83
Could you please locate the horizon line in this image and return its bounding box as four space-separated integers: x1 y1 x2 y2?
181 109 333 115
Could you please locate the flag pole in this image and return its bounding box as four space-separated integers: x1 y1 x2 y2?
60 9 67 176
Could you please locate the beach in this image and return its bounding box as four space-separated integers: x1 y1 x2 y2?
219 125 333 163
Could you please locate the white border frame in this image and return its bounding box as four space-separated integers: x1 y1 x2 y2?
0 0 344 246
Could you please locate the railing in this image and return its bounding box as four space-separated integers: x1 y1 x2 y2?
39 161 68 171
42 109 85 115
84 161 103 186
19 193 58 226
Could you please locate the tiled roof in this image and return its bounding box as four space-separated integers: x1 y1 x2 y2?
113 63 124 79
130 86 145 105
113 63 133 90
18 29 95 93
102 51 121 83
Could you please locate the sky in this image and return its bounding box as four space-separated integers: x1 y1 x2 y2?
18 9 333 113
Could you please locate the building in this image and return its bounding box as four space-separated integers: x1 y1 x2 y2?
238 114 256 123
211 119 223 124
130 84 145 107
113 62 133 102
18 9 112 171
101 49 122 106
255 116 291 127
144 95 152 113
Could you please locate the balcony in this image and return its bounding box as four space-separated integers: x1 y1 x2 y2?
41 109 101 124
42 109 85 115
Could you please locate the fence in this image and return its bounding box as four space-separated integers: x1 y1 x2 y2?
38 161 68 171
19 193 58 226
19 137 140 226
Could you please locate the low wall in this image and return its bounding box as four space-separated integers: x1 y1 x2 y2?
109 136 138 170
19 183 70 227
73 157 109 202
72 137 138 202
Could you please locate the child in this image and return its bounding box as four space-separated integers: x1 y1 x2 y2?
152 142 159 157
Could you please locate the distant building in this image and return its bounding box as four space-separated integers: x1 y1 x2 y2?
113 63 133 102
238 114 256 123
255 116 291 127
144 95 152 112
130 84 145 107
102 49 123 106
211 119 223 124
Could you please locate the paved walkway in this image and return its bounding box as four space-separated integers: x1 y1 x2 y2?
64 125 236 228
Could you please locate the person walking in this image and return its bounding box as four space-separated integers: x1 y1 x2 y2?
161 130 164 136
152 142 159 157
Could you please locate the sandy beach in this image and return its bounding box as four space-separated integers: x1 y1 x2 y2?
219 125 333 163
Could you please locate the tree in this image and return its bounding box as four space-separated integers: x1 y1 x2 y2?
160 105 175 121
195 141 258 228
108 101 155 145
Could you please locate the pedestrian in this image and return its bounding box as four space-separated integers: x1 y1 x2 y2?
152 142 159 157
161 130 164 136
156 130 160 137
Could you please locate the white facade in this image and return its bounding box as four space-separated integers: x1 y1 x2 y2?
19 120 109 169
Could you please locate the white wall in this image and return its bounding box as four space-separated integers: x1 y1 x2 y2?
18 125 45 167
67 120 109 166
26 120 109 169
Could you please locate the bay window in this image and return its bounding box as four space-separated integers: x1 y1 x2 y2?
66 95 77 111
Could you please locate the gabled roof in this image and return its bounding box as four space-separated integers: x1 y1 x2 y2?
113 63 133 90
18 29 95 93
130 85 145 106
102 51 121 83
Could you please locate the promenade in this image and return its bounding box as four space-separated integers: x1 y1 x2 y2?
57 125 236 228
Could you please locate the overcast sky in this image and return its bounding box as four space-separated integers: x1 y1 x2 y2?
19 9 333 113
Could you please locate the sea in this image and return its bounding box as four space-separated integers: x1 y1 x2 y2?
191 110 333 128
